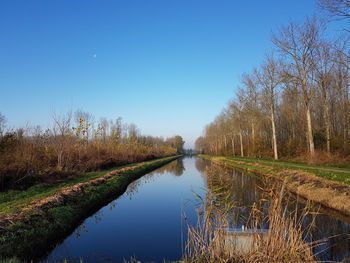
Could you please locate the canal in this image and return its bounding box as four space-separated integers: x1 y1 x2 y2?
42 157 350 262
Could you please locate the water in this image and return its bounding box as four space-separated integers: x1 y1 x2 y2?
42 157 350 262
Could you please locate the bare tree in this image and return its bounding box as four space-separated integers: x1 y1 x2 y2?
110 117 123 144
229 100 245 157
74 110 94 142
333 46 350 150
52 111 72 136
127 123 140 143
51 111 72 169
256 55 283 160
319 0 350 19
315 40 337 153
0 112 6 137
241 73 262 157
196 17 350 160
272 18 322 158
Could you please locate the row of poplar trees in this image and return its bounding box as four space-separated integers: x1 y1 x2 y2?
196 2 350 160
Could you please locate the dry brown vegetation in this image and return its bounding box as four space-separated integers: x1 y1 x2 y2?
292 151 350 166
183 183 318 263
0 111 184 190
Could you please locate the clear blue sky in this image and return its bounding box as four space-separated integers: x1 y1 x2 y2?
0 0 344 148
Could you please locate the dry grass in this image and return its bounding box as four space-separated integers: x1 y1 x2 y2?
182 183 320 263
293 151 350 166
0 121 180 190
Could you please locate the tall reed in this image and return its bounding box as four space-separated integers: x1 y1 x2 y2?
183 181 320 263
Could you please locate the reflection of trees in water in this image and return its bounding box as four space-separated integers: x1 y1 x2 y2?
72 201 121 239
275 192 350 260
73 159 188 239
149 158 185 176
74 224 89 238
108 200 117 211
173 158 185 176
194 158 208 173
73 210 104 239
200 158 350 261
169 158 185 176
204 162 268 228
125 158 186 199
125 172 158 199
309 214 350 261
92 210 103 224
286 195 350 261
195 158 209 185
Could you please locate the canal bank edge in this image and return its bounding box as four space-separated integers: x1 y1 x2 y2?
0 155 181 261
200 155 350 218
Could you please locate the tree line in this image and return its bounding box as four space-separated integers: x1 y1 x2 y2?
0 110 184 190
196 2 350 162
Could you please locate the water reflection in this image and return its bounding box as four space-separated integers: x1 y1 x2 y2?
149 158 185 176
194 158 208 185
42 157 350 263
125 158 186 199
75 224 89 238
200 159 350 262
72 159 188 242
198 160 269 229
301 205 350 261
43 158 201 263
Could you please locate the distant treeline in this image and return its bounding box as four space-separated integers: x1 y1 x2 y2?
196 6 350 163
0 110 184 190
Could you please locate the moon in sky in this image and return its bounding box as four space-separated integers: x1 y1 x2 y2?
93 54 97 58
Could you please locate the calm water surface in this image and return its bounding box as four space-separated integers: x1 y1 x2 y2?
42 157 350 262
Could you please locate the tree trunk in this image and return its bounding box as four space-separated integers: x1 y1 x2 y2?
231 135 235 156
324 99 331 154
343 84 349 151
306 105 315 157
239 130 244 157
224 135 227 154
57 150 63 170
320 82 331 154
251 122 256 157
271 107 278 160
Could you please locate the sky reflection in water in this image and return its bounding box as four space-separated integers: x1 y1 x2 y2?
43 157 350 263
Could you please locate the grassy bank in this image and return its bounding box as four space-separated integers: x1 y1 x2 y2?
199 154 350 217
227 156 350 184
0 155 180 261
